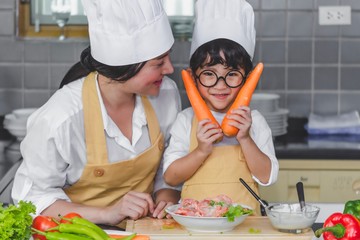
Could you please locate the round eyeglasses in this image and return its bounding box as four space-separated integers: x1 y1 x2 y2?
195 70 245 88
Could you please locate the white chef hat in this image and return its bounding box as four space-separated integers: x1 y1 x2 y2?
81 0 174 66
190 0 256 59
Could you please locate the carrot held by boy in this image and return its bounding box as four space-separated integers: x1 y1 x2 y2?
221 62 264 137
181 68 219 128
182 62 264 137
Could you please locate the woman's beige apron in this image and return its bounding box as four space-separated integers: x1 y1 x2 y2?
181 116 260 215
65 72 164 209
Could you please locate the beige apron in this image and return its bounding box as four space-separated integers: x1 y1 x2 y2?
65 72 164 208
181 116 260 215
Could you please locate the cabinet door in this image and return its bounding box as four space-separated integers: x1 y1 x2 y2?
321 171 360 202
287 170 320 202
259 170 321 202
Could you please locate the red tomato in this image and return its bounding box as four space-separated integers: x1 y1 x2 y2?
60 212 82 224
32 215 58 240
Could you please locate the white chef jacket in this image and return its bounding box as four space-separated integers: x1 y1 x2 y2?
163 107 279 186
12 75 182 215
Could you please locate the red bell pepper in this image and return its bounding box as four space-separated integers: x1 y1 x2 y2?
315 212 360 240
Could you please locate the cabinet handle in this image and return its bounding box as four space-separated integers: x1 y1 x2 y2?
353 179 360 195
300 176 308 182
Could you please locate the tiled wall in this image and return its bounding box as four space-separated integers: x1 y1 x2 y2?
1 0 360 117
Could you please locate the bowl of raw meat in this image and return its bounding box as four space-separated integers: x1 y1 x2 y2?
165 195 253 233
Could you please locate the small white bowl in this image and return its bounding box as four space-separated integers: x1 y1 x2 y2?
4 125 27 140
4 114 27 129
250 93 280 113
265 203 320 234
12 108 37 119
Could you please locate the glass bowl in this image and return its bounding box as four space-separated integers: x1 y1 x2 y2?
265 203 320 234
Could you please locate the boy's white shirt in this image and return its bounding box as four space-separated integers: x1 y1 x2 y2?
163 107 279 187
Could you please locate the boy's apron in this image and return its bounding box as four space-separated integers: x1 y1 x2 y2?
181 116 260 215
65 72 164 208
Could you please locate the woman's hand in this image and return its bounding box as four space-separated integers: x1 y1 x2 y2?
152 189 180 219
103 191 155 225
196 119 222 156
152 200 174 219
225 106 252 142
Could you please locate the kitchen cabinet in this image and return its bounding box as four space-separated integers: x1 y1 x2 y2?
259 159 360 203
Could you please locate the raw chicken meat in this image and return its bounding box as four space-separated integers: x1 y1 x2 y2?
175 194 234 217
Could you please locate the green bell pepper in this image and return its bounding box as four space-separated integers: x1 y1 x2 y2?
343 199 360 221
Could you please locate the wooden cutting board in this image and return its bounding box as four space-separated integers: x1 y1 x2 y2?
126 216 315 239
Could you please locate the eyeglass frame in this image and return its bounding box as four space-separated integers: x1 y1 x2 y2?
194 69 246 88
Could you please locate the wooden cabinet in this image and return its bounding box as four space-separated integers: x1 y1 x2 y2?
259 160 360 203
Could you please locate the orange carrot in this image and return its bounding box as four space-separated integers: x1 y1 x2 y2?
221 62 264 137
108 234 150 240
181 69 219 127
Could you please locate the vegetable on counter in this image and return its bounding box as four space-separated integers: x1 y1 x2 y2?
314 212 360 240
60 213 110 239
59 212 82 224
32 215 59 240
32 229 91 240
33 212 138 240
108 233 141 240
221 62 264 137
0 200 36 240
344 199 360 221
47 223 106 240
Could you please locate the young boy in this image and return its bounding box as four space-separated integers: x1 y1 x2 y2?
163 0 279 214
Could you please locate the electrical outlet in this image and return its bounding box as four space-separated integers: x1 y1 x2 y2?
319 6 351 25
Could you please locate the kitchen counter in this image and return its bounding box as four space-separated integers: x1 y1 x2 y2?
125 217 315 240
274 118 360 160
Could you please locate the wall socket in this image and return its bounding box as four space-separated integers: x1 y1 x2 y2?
319 6 351 25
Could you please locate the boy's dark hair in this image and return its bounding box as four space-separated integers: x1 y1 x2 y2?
189 38 253 78
59 47 146 88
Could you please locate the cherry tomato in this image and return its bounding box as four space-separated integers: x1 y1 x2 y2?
60 212 82 224
32 215 58 240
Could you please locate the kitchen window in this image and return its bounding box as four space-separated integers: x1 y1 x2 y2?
18 0 195 41
18 0 88 39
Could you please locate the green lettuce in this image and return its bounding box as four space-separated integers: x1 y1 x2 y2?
0 201 36 240
224 205 253 222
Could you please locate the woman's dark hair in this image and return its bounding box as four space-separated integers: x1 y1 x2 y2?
189 38 253 78
59 47 146 88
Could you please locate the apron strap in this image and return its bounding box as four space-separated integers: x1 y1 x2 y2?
189 116 198 152
82 72 108 165
141 96 160 145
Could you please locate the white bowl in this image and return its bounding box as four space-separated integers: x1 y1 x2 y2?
265 203 320 233
5 125 27 140
250 93 280 112
12 108 37 119
4 114 27 129
165 204 252 233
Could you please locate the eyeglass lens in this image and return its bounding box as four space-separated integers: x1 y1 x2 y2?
198 70 244 88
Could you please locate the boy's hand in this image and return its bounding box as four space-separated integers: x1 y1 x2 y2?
226 106 252 142
196 119 223 155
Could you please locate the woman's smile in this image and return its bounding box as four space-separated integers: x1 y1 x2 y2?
153 79 163 87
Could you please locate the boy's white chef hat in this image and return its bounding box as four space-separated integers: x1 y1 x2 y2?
81 0 174 66
190 0 256 59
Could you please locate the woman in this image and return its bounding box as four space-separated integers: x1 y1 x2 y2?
12 0 181 226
